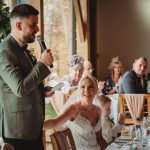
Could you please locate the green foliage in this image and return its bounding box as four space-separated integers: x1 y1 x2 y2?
45 103 57 118
0 0 11 42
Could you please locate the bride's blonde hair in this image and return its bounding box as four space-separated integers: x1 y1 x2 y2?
78 75 98 89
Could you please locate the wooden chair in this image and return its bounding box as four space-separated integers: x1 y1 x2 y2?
50 128 76 150
43 129 46 150
119 94 150 125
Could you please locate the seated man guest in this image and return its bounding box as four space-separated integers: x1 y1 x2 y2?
119 57 148 94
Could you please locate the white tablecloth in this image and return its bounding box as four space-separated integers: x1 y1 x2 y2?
107 94 119 123
106 135 150 150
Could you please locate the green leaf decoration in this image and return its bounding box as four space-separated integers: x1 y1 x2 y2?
0 0 11 42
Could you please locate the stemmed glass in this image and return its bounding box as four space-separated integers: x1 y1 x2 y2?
142 117 150 143
135 117 148 146
129 125 136 149
146 117 150 136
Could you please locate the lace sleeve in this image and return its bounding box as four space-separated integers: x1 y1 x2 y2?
101 116 115 143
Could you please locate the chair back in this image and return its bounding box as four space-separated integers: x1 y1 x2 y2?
119 94 150 125
50 128 76 150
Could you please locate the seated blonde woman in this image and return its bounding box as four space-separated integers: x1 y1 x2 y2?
44 75 115 150
98 95 125 143
102 56 124 94
61 55 84 97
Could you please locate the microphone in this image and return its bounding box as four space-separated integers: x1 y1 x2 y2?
37 35 53 68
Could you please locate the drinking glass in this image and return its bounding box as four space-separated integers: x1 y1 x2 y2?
129 125 136 149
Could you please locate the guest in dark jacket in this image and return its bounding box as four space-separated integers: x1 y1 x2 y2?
119 57 148 94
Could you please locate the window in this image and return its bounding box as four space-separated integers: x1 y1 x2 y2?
44 0 72 77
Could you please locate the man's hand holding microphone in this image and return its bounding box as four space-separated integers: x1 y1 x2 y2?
37 35 53 67
37 35 54 97
40 48 53 67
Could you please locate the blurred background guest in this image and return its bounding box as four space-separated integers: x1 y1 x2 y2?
61 55 84 97
82 60 94 77
102 57 124 95
119 57 148 94
82 60 105 94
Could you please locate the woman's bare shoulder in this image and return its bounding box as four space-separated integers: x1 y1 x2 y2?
65 103 78 121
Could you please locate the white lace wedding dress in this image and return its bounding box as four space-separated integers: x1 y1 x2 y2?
63 90 122 149
66 113 101 150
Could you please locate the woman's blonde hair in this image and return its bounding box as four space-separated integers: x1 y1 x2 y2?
78 75 98 89
108 56 123 78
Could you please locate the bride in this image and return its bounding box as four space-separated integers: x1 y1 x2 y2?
44 75 109 150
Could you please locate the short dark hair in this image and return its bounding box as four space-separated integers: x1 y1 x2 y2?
133 56 148 64
10 4 39 19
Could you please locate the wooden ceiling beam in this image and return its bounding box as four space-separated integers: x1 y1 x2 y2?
73 0 85 42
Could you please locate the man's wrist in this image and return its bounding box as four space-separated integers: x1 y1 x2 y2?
39 60 52 71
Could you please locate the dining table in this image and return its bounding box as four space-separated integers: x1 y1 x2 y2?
107 94 120 123
106 134 150 150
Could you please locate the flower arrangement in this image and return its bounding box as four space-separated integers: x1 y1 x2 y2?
0 0 10 42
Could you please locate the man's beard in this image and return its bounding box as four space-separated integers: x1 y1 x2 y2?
24 34 35 43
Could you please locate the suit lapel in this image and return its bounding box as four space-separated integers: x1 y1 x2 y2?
8 35 36 71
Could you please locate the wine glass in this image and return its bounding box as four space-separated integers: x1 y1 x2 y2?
129 125 136 148
147 117 150 134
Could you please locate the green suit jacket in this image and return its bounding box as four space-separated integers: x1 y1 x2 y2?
0 35 50 140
